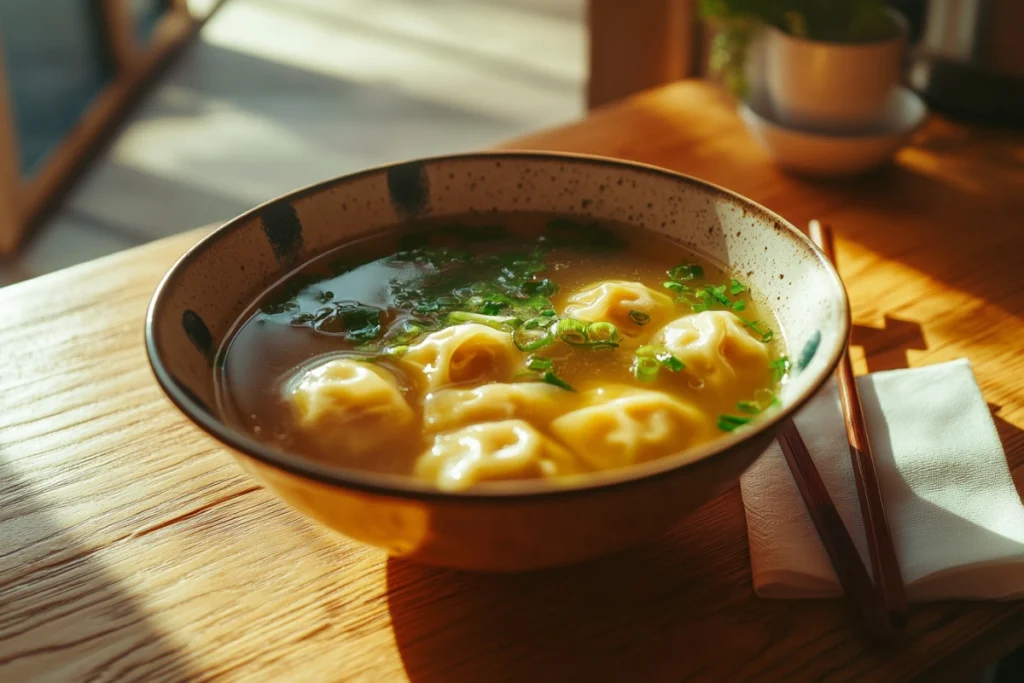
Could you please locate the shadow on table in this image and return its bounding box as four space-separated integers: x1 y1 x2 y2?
384 530 751 683
0 454 193 679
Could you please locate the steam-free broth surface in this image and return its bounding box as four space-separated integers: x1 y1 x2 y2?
216 214 787 489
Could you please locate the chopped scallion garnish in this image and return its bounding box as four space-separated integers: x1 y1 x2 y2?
662 280 688 294
513 325 555 352
542 371 574 392
703 284 731 308
448 310 521 331
718 414 752 432
586 321 620 344
656 351 685 372
740 318 774 343
668 264 704 282
555 318 589 345
770 356 790 382
729 279 747 295
526 355 554 372
736 401 761 415
633 356 660 382
628 310 651 326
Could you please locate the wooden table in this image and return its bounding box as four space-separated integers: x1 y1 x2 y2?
2 81 1022 682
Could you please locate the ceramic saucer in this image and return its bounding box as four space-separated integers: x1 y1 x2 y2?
739 86 928 178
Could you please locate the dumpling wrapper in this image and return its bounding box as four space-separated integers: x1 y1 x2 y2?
400 323 521 391
653 310 772 399
422 382 575 433
550 386 713 470
415 419 582 491
563 281 675 342
288 358 414 458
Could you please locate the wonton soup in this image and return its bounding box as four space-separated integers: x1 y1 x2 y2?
215 214 789 491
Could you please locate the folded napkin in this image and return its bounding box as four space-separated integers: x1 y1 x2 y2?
740 358 1024 601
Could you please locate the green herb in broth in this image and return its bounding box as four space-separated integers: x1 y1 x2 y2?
770 355 791 382
222 214 792 478
632 345 686 382
718 414 753 432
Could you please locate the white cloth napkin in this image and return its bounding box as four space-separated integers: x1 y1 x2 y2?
740 358 1024 601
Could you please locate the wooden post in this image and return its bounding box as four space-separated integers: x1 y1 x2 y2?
0 32 24 256
102 0 142 74
587 0 698 110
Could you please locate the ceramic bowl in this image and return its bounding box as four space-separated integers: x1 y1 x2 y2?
740 86 928 178
145 152 849 572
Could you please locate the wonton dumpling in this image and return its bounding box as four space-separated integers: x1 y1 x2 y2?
422 382 574 433
415 420 582 490
400 323 521 390
550 387 712 470
564 281 675 341
653 311 772 397
288 358 414 457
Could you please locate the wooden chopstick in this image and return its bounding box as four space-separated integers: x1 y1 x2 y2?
776 420 896 642
808 219 908 628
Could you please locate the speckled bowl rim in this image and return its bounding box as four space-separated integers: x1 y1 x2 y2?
145 151 850 503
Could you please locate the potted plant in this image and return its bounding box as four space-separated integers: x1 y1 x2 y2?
700 0 908 131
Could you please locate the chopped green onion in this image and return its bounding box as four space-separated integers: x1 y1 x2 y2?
513 325 554 352
448 311 521 331
656 351 685 372
542 371 574 392
703 284 731 307
736 401 761 415
718 414 753 432
382 345 409 357
729 279 747 295
633 356 660 382
526 355 553 372
740 318 774 343
391 321 427 345
770 356 790 382
522 316 547 330
755 388 779 407
540 309 557 317
521 279 559 297
480 301 506 315
668 264 704 281
555 318 589 345
731 299 746 312
628 310 651 326
638 346 684 371
662 280 688 294
586 321 620 344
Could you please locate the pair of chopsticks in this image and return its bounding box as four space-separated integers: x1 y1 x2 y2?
776 221 906 642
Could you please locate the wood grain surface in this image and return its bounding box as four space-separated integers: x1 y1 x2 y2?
1 81 1022 682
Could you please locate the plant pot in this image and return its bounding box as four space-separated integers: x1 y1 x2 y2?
760 9 908 132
